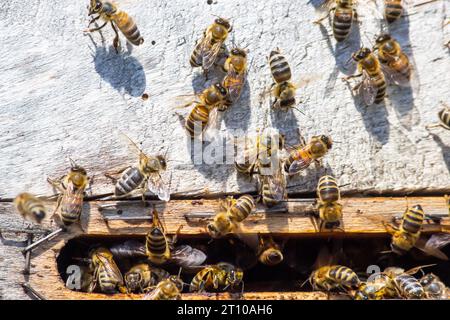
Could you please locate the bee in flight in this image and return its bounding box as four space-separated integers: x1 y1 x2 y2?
189 262 243 293
316 175 343 231
89 247 127 294
344 47 386 106
105 133 170 201
48 159 90 228
190 17 232 72
85 0 144 52
144 273 184 300
284 134 332 176
373 34 417 88
314 0 358 43
257 234 284 266
426 103 450 131
124 263 170 293
181 83 229 138
14 193 47 224
221 48 248 109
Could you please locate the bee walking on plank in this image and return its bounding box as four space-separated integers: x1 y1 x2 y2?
316 175 343 231
343 47 387 105
190 17 232 72
189 262 243 293
105 132 170 201
268 48 298 110
85 0 144 53
314 0 358 43
221 48 248 109
89 247 127 294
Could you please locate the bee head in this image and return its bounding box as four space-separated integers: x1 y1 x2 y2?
89 0 103 14
375 33 392 45
215 18 232 31
420 274 436 287
353 47 371 61
214 83 229 97
125 273 141 292
169 276 184 291
156 155 167 170
320 135 333 149
228 268 244 286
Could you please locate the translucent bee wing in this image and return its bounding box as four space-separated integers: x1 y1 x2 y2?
96 254 124 284
143 287 159 300
267 168 287 202
360 71 378 106
202 40 223 70
288 158 312 175
415 233 450 260
202 107 221 141
110 240 146 259
223 70 246 103
148 173 170 201
117 130 148 158
170 245 207 268
314 0 335 16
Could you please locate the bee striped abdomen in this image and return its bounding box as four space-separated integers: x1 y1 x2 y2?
438 108 450 129
401 205 424 234
318 175 340 203
261 179 278 207
23 199 46 222
116 167 144 196
328 266 360 288
385 0 403 23
146 228 169 264
190 268 216 292
333 9 353 42
98 270 119 293
395 274 424 299
371 72 386 104
190 42 204 67
269 51 291 83
114 11 143 45
186 104 210 137
230 195 255 222
60 186 83 225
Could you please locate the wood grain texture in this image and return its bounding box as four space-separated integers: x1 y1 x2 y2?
0 1 449 200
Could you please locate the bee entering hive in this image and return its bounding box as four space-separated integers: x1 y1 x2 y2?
55 235 450 299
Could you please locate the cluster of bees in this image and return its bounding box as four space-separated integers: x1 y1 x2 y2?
11 0 450 300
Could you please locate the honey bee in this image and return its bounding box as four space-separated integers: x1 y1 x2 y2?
344 48 387 105
207 194 256 238
190 17 232 71
14 193 47 224
354 277 389 300
268 48 297 110
144 275 184 300
257 234 284 266
384 0 403 23
309 265 361 293
105 133 170 201
86 0 144 52
382 204 450 260
124 263 170 293
314 0 358 43
284 135 332 176
48 159 89 228
373 34 416 87
145 208 172 265
382 266 429 299
189 262 244 293
420 273 448 299
426 104 450 130
316 175 343 230
221 48 248 109
89 247 127 294
258 162 287 208
183 83 229 137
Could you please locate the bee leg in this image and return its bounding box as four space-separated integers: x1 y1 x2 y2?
104 166 131 183
170 225 184 248
87 15 101 27
84 21 107 33
110 22 121 53
314 159 323 168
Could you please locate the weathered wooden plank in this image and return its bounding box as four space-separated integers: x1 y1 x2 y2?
0 0 449 201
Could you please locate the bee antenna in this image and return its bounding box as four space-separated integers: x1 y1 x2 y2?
68 157 78 168
363 33 375 47
177 267 183 278
300 276 310 288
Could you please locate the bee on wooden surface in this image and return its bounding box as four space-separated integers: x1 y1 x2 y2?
258 158 287 208
382 265 431 299
316 175 343 230
344 47 387 105
189 262 243 293
314 0 358 43
190 17 232 72
373 34 417 88
145 208 173 265
420 273 448 300
354 277 389 300
257 234 284 266
426 104 450 130
89 247 127 294
221 48 248 109
48 159 89 228
124 263 170 293
183 83 229 137
381 203 450 260
207 194 255 238
268 48 298 110
309 265 361 293
85 0 144 52
284 135 332 176
105 133 170 201
144 274 184 300
14 193 47 224
384 0 404 23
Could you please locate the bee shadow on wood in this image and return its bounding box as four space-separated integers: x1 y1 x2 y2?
385 10 420 131
430 133 450 173
345 82 390 145
88 35 146 97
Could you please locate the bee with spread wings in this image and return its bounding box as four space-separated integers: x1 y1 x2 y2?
105 133 170 201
